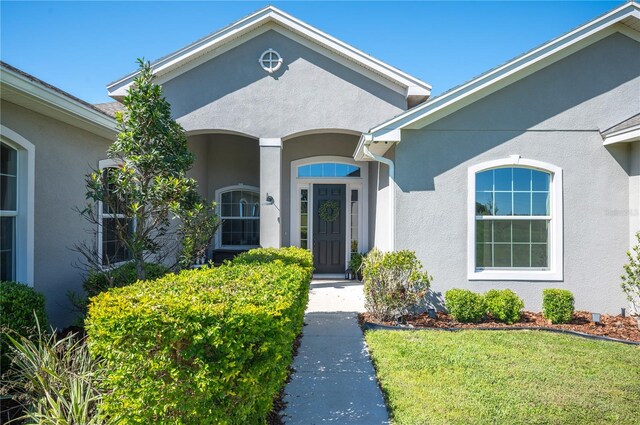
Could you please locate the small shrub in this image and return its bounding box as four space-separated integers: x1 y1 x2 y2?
362 249 432 321
484 289 524 324
0 281 48 372
87 247 311 424
445 289 485 323
621 231 640 316
3 324 108 425
542 289 574 324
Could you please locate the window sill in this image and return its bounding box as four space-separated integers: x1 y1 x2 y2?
468 269 563 281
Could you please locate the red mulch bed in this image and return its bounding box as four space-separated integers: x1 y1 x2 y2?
360 311 640 343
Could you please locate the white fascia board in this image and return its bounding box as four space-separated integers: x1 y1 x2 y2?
107 6 431 99
1 67 117 138
369 3 640 133
603 126 640 145
353 130 400 161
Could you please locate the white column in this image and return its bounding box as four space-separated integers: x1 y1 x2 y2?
259 138 282 248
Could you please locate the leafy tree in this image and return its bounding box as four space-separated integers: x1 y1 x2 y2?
75 59 219 280
621 231 640 316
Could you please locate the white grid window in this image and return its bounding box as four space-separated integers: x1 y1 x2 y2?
300 189 309 250
1 142 17 281
219 189 260 248
475 167 550 269
99 167 134 266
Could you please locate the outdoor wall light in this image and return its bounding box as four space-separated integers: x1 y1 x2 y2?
263 194 275 205
428 308 436 319
591 312 601 324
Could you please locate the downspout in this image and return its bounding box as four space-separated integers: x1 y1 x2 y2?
362 135 395 252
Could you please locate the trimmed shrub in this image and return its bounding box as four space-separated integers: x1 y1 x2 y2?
233 246 313 273
84 261 169 298
484 289 524 324
87 247 311 424
69 262 169 319
362 249 432 321
445 289 485 323
0 281 48 372
542 289 574 324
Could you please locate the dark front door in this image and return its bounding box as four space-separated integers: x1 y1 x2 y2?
313 184 346 274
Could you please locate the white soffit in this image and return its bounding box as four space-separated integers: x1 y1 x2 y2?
107 6 431 100
368 2 640 136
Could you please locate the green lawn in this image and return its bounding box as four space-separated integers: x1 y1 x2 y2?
365 330 640 425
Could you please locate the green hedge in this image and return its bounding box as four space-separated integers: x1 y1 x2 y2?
86 247 311 424
0 281 49 372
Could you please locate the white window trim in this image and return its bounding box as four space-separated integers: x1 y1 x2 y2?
214 184 260 250
467 156 563 281
0 126 35 286
97 159 136 268
290 156 368 268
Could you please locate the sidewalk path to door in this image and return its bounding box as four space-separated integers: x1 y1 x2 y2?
282 279 389 424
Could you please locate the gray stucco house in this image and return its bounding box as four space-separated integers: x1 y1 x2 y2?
1 3 639 325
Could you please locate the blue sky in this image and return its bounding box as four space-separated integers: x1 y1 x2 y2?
1 1 623 104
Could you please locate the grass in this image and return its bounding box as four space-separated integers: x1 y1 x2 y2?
364 330 640 425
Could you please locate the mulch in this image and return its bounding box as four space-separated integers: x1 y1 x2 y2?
360 311 640 343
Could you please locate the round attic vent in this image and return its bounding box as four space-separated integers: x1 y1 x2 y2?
259 48 283 73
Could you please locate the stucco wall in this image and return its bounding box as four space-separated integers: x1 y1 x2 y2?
187 134 260 201
630 142 640 247
161 29 406 139
394 33 640 313
281 133 359 246
1 100 114 327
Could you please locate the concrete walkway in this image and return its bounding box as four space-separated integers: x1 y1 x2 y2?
282 280 389 424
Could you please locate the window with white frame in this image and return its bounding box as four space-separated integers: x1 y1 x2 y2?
99 165 134 266
468 158 563 280
218 188 260 248
1 142 18 281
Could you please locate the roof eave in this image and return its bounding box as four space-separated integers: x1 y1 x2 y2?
368 2 640 135
602 125 640 145
1 66 117 139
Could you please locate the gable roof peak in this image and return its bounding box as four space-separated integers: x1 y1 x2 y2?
106 5 431 102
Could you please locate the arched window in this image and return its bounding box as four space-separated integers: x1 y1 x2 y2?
217 186 260 248
467 157 563 280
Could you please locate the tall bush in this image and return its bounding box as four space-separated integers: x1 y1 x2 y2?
0 281 48 372
86 247 311 424
621 231 640 316
75 59 219 279
362 249 432 321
